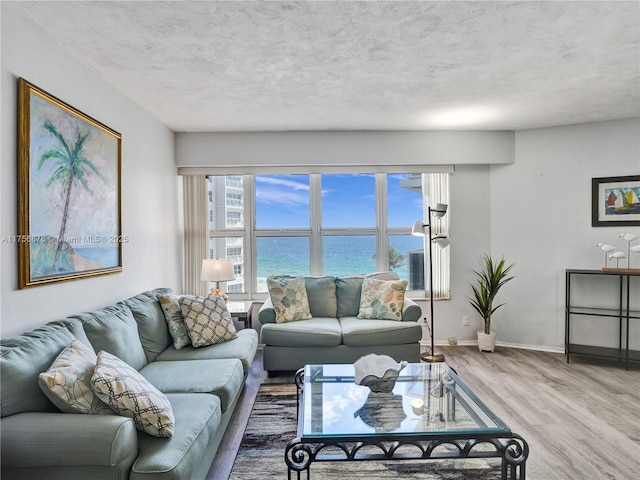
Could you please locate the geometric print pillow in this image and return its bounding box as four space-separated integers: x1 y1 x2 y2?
157 293 193 350
179 295 237 347
357 278 408 321
91 351 174 437
38 340 112 415
266 275 312 323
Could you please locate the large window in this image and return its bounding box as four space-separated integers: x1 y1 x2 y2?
206 173 449 298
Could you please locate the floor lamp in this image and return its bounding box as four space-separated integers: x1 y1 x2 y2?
412 203 450 363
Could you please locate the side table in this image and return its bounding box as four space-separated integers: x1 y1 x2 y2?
226 301 257 330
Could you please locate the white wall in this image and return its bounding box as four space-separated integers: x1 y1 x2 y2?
1 8 182 337
488 118 640 350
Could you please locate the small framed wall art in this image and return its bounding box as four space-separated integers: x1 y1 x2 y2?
591 175 640 227
17 78 123 288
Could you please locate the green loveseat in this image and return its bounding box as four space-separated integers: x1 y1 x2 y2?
0 288 258 480
258 274 423 375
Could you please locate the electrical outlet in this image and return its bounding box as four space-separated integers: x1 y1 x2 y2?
448 338 458 346
462 315 470 326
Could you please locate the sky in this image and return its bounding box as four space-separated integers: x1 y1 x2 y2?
255 173 423 229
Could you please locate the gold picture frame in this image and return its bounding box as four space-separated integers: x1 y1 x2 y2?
17 78 123 288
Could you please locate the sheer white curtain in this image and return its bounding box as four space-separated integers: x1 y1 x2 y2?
427 172 451 299
183 175 209 296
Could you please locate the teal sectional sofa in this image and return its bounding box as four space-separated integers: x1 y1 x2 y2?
258 274 423 375
0 288 258 480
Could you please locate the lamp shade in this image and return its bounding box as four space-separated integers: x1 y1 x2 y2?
201 258 234 282
432 235 450 248
411 220 426 236
432 203 448 218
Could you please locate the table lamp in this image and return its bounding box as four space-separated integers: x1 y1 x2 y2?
201 258 234 302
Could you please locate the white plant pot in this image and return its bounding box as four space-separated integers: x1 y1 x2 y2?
477 330 497 352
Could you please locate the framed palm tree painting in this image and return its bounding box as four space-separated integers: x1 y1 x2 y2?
17 78 122 288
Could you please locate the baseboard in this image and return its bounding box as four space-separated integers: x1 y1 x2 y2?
422 339 564 354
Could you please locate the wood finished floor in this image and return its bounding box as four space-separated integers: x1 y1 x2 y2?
207 347 640 480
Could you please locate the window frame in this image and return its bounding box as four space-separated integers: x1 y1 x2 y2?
206 172 449 300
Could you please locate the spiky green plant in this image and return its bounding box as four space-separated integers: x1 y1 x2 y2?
469 254 516 335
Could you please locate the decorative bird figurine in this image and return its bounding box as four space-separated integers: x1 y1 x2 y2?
619 233 640 268
608 251 626 268
596 243 616 268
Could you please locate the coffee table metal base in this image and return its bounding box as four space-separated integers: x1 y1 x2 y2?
285 433 528 480
288 367 529 479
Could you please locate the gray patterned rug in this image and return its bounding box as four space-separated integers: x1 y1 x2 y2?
229 383 502 479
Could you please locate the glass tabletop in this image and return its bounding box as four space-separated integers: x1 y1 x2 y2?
300 362 511 439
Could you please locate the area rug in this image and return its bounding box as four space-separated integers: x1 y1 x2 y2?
229 383 502 479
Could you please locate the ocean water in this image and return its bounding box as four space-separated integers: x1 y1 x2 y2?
255 235 423 280
74 247 120 268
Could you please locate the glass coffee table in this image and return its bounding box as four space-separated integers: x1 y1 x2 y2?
285 363 528 479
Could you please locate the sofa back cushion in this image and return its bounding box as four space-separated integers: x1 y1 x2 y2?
304 276 337 318
0 318 91 417
122 288 173 363
73 304 148 371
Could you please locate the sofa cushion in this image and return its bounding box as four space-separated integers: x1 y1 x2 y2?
304 276 337 317
155 329 259 376
38 340 112 415
1 318 92 417
267 276 313 323
140 359 243 413
260 318 342 347
123 288 174 363
91 351 174 438
131 393 220 480
73 304 148 371
358 278 408 320
340 317 423 347
157 293 192 350
179 296 237 347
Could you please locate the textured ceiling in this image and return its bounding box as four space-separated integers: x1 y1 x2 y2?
6 1 640 132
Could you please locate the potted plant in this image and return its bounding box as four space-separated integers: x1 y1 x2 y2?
469 254 516 352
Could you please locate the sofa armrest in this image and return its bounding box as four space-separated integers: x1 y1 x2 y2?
1 412 138 471
258 297 276 324
402 297 422 322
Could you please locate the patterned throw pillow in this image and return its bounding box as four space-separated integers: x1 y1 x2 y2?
38 340 113 415
357 278 408 321
91 351 174 437
267 276 313 324
157 293 192 350
179 296 237 347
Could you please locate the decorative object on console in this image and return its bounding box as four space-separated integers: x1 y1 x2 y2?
596 234 640 271
201 258 235 302
619 233 639 268
353 353 408 393
412 203 450 362
595 243 616 268
468 254 516 353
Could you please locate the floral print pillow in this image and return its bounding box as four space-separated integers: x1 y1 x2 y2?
357 278 408 321
38 340 113 415
267 276 313 323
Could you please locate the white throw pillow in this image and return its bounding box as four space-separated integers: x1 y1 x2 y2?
91 350 174 437
179 295 237 347
38 340 112 415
